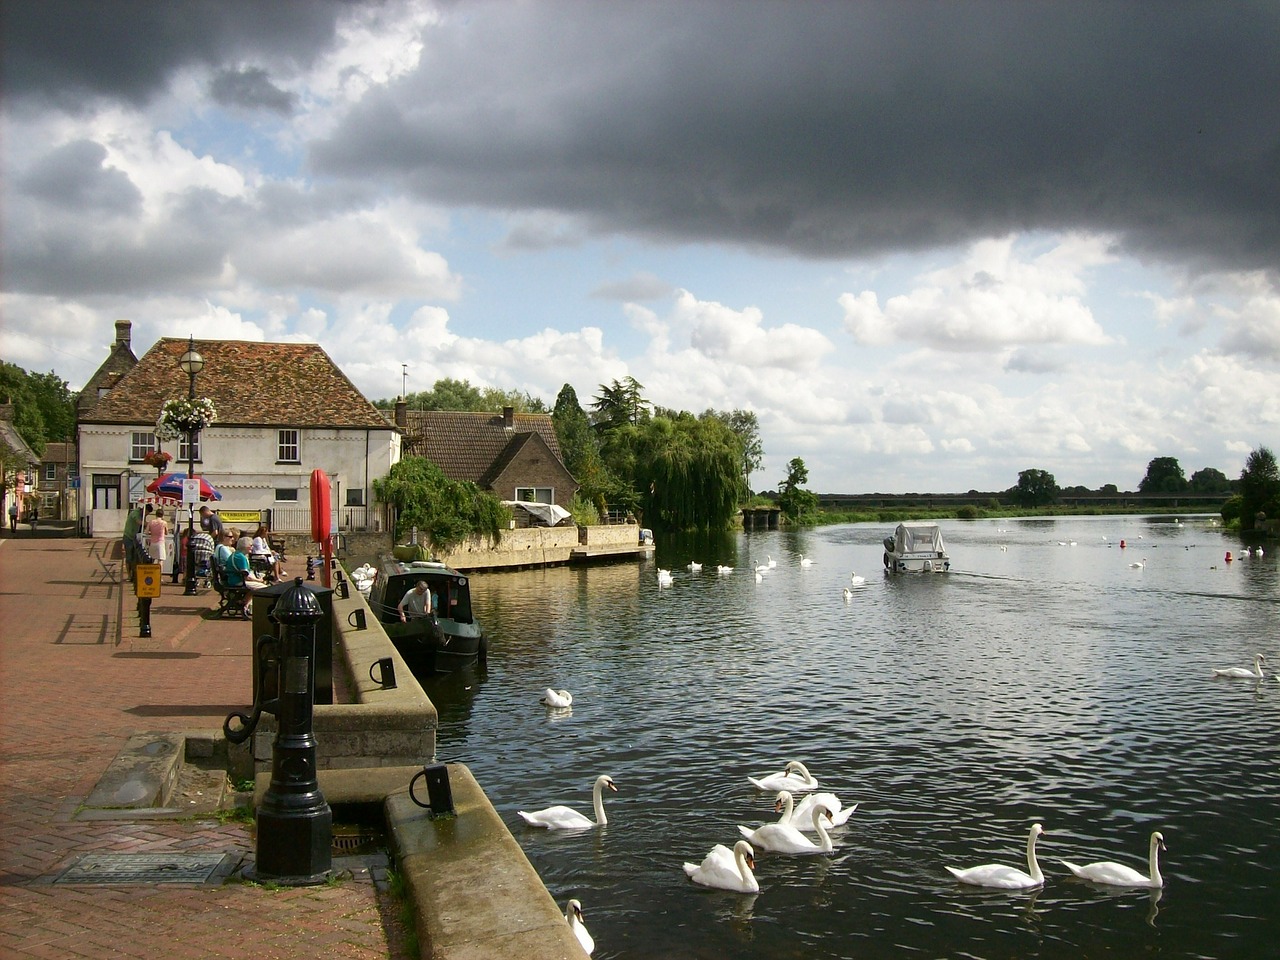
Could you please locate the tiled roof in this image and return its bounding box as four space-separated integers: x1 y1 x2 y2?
404 410 565 483
80 338 391 429
41 442 76 463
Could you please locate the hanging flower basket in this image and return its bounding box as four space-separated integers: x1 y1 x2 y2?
157 397 217 437
141 449 173 471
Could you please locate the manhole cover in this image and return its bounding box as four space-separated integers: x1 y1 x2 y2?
56 852 234 884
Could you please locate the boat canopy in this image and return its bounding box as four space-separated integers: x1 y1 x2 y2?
891 522 947 555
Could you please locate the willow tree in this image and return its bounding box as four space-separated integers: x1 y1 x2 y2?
372 456 510 552
604 413 745 530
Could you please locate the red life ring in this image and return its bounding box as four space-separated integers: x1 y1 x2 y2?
310 469 331 543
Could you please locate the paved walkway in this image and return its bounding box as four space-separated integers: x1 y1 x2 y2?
0 531 408 959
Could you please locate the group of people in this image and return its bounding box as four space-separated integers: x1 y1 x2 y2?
123 503 287 617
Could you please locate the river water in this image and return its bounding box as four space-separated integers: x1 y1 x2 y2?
419 516 1279 959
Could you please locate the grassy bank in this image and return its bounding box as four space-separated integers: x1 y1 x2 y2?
813 503 1224 527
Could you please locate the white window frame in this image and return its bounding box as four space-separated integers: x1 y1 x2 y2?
43 463 57 481
515 486 554 504
275 488 299 502
277 429 300 463
178 434 201 463
129 432 157 462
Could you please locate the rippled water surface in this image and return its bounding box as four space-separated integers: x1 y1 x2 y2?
420 517 1279 959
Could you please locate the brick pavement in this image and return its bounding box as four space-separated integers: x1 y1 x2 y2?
0 533 408 959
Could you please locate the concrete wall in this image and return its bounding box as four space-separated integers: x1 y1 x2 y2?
440 526 581 571
581 522 641 546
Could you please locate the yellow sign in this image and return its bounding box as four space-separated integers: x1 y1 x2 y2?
218 510 262 524
135 563 162 598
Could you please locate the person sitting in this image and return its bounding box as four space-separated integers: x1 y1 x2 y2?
225 537 268 616
249 523 287 581
397 580 434 622
214 528 237 570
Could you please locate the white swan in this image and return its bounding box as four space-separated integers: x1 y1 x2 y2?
565 899 594 955
1061 831 1165 888
739 799 834 854
1211 653 1265 679
687 561 703 572
799 555 813 567
541 688 573 709
754 570 763 583
748 760 819 793
716 564 734 574
842 587 853 601
518 774 616 829
766 554 777 568
787 790 858 831
683 840 759 893
657 569 674 587
1129 558 1147 569
945 823 1046 889
849 572 867 585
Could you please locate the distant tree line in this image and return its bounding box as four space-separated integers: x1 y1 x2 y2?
0 361 76 498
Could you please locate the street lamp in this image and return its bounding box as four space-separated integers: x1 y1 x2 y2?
179 337 205 595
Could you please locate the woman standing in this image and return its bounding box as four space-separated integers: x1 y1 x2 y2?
146 508 170 574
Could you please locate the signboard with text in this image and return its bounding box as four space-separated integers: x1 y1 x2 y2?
182 478 201 505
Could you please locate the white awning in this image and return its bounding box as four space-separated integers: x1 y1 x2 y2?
503 500 572 526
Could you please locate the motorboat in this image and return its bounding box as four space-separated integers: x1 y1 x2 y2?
366 558 487 675
883 522 951 573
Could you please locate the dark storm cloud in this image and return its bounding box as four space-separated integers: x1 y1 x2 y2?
20 141 142 215
309 1 1280 276
1 0 345 110
209 67 298 114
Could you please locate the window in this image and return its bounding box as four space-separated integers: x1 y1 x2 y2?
345 488 365 507
275 488 299 502
43 463 57 481
277 429 300 463
178 434 201 462
129 432 157 461
516 486 554 504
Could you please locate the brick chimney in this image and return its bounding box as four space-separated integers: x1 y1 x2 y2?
503 406 515 430
395 398 408 430
114 318 132 350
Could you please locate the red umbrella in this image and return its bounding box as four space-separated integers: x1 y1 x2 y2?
144 472 223 501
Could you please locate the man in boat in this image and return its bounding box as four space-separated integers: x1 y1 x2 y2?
398 580 434 622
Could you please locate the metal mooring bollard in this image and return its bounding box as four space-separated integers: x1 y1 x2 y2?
224 577 331 884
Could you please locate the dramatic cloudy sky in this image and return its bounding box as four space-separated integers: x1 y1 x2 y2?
3 1 1278 493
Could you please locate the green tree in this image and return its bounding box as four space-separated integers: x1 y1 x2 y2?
701 408 763 492
591 376 648 431
1188 467 1233 494
601 414 743 530
777 457 819 524
0 361 53 454
1010 468 1059 507
1238 446 1280 531
1138 456 1188 494
372 456 510 551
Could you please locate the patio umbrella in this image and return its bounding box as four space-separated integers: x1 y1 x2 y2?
145 472 223 501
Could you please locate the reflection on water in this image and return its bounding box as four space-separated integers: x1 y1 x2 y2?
419 516 1280 959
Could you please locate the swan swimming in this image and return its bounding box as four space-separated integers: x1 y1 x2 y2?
657 569 674 587
683 840 759 893
748 760 819 793
687 561 703 572
849 572 866 586
945 823 1046 889
565 899 594 955
784 789 858 831
716 564 734 574
541 688 573 709
842 587 853 601
1061 831 1165 888
799 555 813 567
518 774 616 829
1211 653 1265 679
767 555 777 568
738 799 834 854
1129 558 1147 569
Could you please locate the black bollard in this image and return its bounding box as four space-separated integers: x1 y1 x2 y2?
224 578 331 884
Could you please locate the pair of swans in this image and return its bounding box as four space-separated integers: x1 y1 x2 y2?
518 774 616 829
1212 653 1266 679
541 688 573 709
565 899 593 955
748 759 819 793
946 824 1165 890
738 796 837 854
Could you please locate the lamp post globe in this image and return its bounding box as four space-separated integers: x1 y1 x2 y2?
179 337 204 595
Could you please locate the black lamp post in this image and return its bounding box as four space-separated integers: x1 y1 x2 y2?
179 337 205 595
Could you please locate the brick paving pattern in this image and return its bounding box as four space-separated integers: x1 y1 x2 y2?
0 533 407 959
